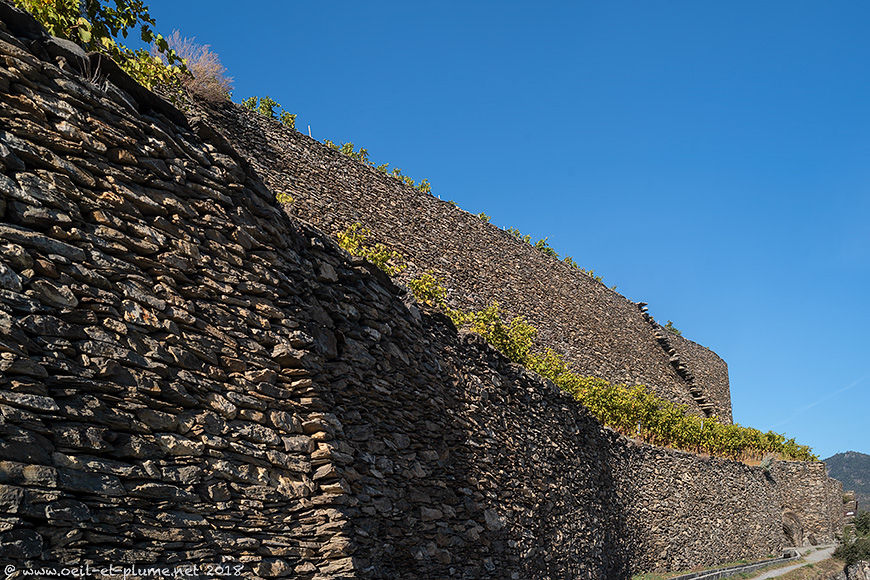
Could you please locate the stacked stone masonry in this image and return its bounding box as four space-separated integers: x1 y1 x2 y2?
196 97 732 421
664 332 732 423
0 6 843 579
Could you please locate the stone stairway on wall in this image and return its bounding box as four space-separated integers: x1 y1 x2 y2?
637 301 716 417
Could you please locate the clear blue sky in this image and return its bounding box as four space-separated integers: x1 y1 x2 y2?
145 1 868 459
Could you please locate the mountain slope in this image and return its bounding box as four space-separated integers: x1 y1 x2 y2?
825 451 870 510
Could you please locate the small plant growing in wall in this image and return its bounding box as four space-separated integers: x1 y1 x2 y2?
409 272 448 307
450 303 538 365
534 237 559 259
337 223 406 276
759 453 776 473
477 212 491 223
506 227 532 244
664 320 682 336
389 168 417 188
334 142 370 163
279 110 297 129
157 31 233 102
583 269 604 283
257 96 279 118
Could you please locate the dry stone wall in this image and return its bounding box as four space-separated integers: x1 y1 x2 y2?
0 8 843 579
775 461 845 547
197 100 732 419
658 330 732 422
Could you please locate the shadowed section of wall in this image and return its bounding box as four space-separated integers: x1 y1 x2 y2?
197 100 725 418
0 13 357 576
0 9 842 579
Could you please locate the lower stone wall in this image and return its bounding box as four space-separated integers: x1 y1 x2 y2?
0 11 843 578
617 443 783 571
617 446 843 573
775 461 844 546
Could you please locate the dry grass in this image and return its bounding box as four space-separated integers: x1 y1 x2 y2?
156 31 233 102
756 558 845 579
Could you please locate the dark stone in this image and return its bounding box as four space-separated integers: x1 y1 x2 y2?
0 529 43 559
58 470 125 497
0 224 86 261
87 53 189 127
45 499 91 523
0 1 48 40
0 142 25 172
0 260 21 292
0 426 53 464
43 36 88 73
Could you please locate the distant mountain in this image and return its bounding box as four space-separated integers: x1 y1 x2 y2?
825 451 870 511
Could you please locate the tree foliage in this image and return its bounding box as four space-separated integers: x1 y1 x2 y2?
835 536 870 566
14 0 185 88
835 511 870 566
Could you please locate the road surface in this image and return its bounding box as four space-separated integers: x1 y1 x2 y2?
749 545 837 579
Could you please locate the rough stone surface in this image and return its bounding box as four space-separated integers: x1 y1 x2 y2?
0 8 843 579
833 561 870 580
667 331 732 421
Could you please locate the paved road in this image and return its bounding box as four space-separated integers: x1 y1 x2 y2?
749 545 837 579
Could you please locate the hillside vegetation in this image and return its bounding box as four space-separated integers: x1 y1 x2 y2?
826 452 870 509
835 509 870 566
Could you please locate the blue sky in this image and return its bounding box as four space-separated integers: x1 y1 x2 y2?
144 1 868 459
